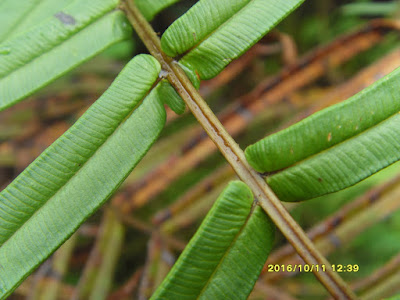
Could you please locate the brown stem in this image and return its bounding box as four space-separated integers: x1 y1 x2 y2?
121 2 357 299
113 18 400 214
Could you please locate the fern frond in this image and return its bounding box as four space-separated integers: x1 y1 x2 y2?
156 79 186 114
151 181 274 300
0 55 165 298
0 0 131 111
161 0 305 79
245 67 400 201
0 0 74 41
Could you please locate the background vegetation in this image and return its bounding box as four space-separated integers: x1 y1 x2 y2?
1 0 400 299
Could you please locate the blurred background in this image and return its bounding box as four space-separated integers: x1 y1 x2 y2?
2 0 400 299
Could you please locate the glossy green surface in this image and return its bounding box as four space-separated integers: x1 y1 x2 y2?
0 55 165 298
152 181 274 300
0 0 131 111
162 0 305 79
245 67 400 202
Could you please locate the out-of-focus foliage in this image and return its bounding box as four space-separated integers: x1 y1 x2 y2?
1 0 400 299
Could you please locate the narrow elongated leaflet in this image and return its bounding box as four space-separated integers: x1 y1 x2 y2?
0 0 131 111
0 0 40 41
161 0 250 57
0 0 74 41
161 0 305 79
156 79 186 115
245 66 400 173
0 0 118 77
245 67 400 201
268 113 400 201
0 55 165 298
152 181 274 300
177 61 201 89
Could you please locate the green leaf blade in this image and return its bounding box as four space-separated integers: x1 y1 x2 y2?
0 0 132 111
199 206 273 299
0 0 75 41
0 55 165 297
161 0 250 57
267 113 400 202
245 66 400 201
151 181 274 300
156 79 186 115
0 54 160 245
161 0 305 80
0 0 119 78
0 0 40 41
245 67 400 173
